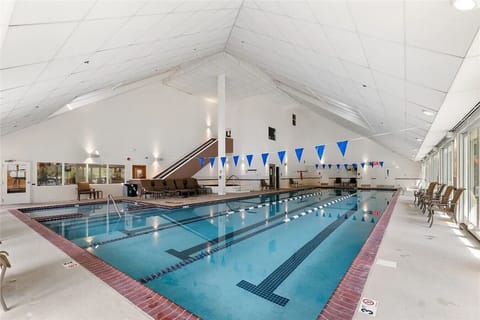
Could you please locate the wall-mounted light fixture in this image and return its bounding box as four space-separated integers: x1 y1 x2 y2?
88 150 100 158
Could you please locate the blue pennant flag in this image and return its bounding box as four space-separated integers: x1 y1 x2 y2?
277 150 286 164
246 154 253 167
233 155 239 167
352 163 357 168
336 140 348 157
315 164 319 169
220 156 227 168
379 161 384 167
328 164 332 169
336 164 341 170
261 152 269 166
322 164 326 169
209 157 216 168
315 145 325 161
370 161 374 168
295 148 304 163
344 164 348 170
361 162 366 168
199 157 205 167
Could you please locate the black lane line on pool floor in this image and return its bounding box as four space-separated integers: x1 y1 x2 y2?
237 197 373 307
237 210 356 307
165 195 340 260
138 195 358 284
85 191 328 248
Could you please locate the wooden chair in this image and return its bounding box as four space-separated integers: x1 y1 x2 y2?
417 182 437 211
77 182 95 201
427 188 464 228
424 185 453 213
0 250 11 311
421 183 445 214
414 181 436 206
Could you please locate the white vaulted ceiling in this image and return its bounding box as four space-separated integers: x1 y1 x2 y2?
1 0 480 161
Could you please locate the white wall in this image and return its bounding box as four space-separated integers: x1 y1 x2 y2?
1 79 420 203
1 82 217 202
195 90 421 191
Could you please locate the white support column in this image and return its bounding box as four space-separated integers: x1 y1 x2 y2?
217 74 226 195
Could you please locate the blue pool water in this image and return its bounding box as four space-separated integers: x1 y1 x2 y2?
25 189 394 320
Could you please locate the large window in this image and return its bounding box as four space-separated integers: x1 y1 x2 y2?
468 129 479 227
88 164 107 184
64 163 87 185
109 165 125 184
37 162 62 186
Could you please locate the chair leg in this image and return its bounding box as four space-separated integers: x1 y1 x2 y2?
0 266 8 311
428 212 434 228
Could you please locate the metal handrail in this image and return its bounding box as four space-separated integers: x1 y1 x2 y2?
107 194 122 218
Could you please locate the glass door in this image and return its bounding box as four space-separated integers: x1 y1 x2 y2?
2 161 31 204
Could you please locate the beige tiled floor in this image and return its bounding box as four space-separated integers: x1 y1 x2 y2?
1 191 479 320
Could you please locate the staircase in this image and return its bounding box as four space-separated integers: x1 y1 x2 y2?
153 138 233 180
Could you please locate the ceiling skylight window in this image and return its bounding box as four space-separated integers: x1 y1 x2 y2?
452 0 477 10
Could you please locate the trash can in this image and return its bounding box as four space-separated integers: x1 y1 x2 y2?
123 183 138 197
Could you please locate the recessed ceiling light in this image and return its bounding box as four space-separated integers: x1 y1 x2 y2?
422 109 434 116
452 0 477 10
416 138 423 142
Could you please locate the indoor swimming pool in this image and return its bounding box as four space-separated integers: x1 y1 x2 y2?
22 189 394 320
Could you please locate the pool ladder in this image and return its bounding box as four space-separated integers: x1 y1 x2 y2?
107 194 122 218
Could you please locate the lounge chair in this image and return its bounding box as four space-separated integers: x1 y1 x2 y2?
289 178 299 188
77 182 95 201
427 187 464 227
186 178 208 194
140 180 165 199
334 177 342 188
0 250 11 311
174 178 195 197
260 179 272 191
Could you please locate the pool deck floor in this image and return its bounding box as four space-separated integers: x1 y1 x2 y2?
0 191 479 320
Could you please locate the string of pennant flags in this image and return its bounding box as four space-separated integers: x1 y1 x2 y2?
198 140 385 169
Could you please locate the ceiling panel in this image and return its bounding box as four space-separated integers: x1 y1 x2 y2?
0 63 47 91
372 71 405 99
85 0 146 20
10 0 96 24
406 46 463 92
342 61 376 88
136 0 181 15
101 15 165 49
361 36 404 78
349 0 404 43
57 19 127 58
308 0 355 31
323 26 368 66
1 23 77 68
405 82 447 111
406 1 480 57
37 57 85 81
294 20 336 56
